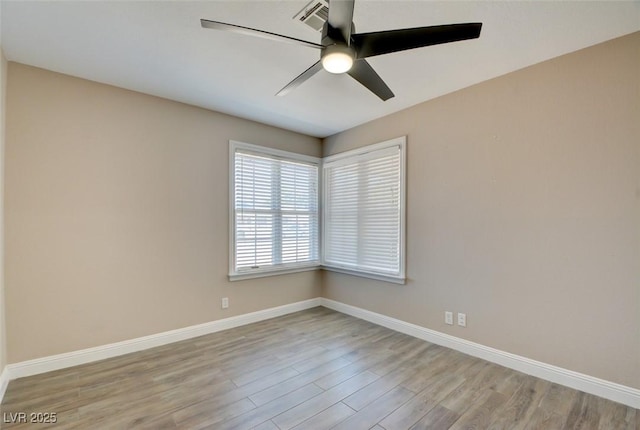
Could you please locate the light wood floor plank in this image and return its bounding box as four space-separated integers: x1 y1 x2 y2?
488 375 550 430
215 383 323 430
171 397 256 430
524 407 567 430
448 389 508 430
380 373 465 430
248 357 351 407
253 420 280 430
410 404 461 430
291 402 355 430
271 371 379 430
564 391 603 430
331 386 415 430
343 362 428 411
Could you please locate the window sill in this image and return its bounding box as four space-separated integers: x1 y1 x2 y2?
321 266 406 285
229 264 405 284
229 265 320 281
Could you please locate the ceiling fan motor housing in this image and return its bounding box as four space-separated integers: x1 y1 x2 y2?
321 20 355 46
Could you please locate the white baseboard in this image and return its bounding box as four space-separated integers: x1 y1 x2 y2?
321 298 640 409
0 366 9 403
4 298 322 386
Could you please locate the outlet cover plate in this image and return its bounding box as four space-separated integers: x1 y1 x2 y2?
445 311 453 325
457 312 466 327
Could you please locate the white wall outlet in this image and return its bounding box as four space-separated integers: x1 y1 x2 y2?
221 297 229 309
445 311 453 325
457 312 466 327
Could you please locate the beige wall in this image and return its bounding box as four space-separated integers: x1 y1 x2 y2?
5 63 322 363
323 32 640 389
0 48 7 371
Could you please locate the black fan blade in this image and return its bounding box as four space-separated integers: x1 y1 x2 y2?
276 61 324 96
327 0 355 44
347 59 394 101
201 19 323 49
352 23 482 59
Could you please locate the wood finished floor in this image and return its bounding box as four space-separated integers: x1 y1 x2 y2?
1 307 637 429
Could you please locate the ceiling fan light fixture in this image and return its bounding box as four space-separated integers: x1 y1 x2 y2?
322 44 355 74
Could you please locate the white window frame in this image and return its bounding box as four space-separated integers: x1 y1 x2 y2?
229 140 321 281
321 136 407 284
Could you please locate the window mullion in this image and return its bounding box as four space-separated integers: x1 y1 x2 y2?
356 160 364 267
272 159 282 265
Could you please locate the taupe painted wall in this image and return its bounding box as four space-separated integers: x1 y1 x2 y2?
0 48 7 371
5 63 322 363
323 32 640 389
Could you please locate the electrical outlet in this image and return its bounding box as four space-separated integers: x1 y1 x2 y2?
445 311 453 325
457 312 466 327
221 297 229 309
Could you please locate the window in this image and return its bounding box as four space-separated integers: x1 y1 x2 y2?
322 137 406 284
230 141 320 280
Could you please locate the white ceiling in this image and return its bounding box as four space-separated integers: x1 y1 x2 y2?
1 1 639 137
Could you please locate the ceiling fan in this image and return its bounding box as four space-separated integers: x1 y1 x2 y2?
201 0 482 101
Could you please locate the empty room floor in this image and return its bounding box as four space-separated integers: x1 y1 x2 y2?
1 307 637 429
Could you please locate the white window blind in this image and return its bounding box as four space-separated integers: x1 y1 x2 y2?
323 137 406 283
231 142 319 279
